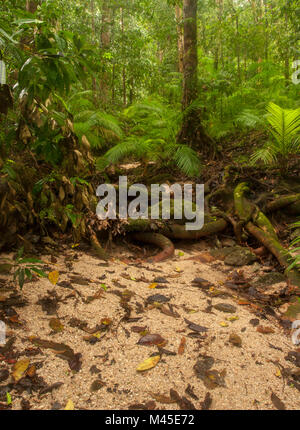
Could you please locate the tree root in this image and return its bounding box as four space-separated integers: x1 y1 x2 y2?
266 194 300 213
90 233 108 261
160 219 228 240
132 232 175 262
234 183 300 286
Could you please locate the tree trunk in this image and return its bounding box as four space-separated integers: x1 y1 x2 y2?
120 7 127 106
100 2 111 107
177 0 213 153
26 0 39 13
90 0 97 102
175 5 184 74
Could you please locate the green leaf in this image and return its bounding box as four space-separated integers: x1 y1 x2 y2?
25 268 33 280
29 267 47 278
6 392 12 406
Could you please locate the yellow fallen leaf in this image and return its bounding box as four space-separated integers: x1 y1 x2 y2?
226 316 239 322
275 368 282 378
175 267 182 273
48 270 59 285
64 399 75 410
93 332 103 339
137 355 160 372
12 359 30 382
148 283 158 289
177 251 184 257
71 243 79 248
139 330 149 337
219 322 229 327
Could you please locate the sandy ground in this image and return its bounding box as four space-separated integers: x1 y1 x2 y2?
0 241 299 410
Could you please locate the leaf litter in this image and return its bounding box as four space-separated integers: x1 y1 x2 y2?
1 248 300 410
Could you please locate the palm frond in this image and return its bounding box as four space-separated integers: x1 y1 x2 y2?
266 102 300 148
250 145 277 166
167 144 202 177
236 110 265 129
251 103 300 169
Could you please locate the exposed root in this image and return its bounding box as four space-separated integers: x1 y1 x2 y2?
161 219 228 240
132 232 175 262
89 233 108 261
266 194 300 213
234 183 300 286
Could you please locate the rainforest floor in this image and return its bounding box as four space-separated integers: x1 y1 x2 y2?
1 236 300 411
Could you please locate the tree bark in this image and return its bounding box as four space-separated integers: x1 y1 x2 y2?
99 1 111 107
26 0 39 13
177 0 213 153
175 5 184 74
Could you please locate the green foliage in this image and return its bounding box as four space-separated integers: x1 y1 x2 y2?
54 91 123 149
12 247 46 290
287 221 300 273
97 99 202 177
250 103 300 171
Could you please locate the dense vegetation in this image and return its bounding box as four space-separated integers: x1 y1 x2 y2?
0 0 299 284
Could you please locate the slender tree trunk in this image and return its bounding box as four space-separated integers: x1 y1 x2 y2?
90 0 97 101
26 0 39 13
175 5 184 74
177 0 213 153
100 2 111 107
120 7 127 106
235 14 241 82
217 0 224 68
284 11 290 86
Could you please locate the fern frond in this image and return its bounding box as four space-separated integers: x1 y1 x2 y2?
250 145 277 166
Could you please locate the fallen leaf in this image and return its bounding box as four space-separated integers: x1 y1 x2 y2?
148 283 158 289
138 334 166 347
200 392 212 410
275 368 282 378
150 392 176 404
131 326 147 333
12 358 30 382
137 355 160 372
257 326 275 334
49 318 64 332
178 337 186 355
48 271 59 285
185 384 199 400
64 399 74 410
26 364 36 378
271 392 285 410
229 333 242 347
226 316 239 322
219 322 229 327
214 303 236 313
